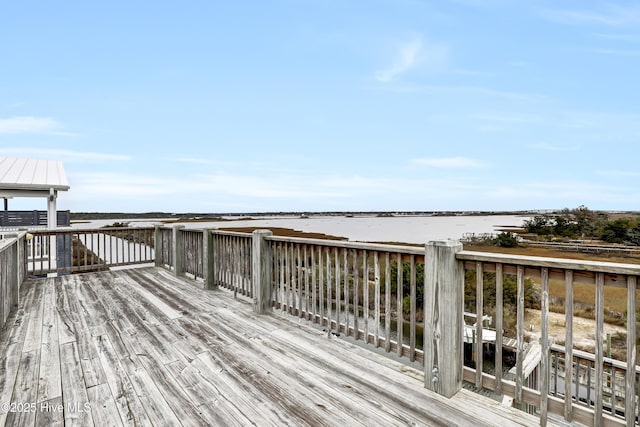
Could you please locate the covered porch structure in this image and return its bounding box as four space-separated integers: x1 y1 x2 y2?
0 157 70 230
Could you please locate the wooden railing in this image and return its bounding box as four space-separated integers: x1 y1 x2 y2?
154 227 253 296
19 225 635 426
27 227 155 275
148 226 639 425
0 231 27 330
212 231 252 296
458 251 640 426
155 226 173 269
265 234 426 362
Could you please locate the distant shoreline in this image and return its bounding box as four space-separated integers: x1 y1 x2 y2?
69 210 558 221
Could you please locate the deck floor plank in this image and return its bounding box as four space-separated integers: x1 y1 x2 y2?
0 267 555 426
75 275 108 337
119 355 183 427
98 275 182 365
0 279 37 425
164 359 255 426
35 396 64 426
21 277 45 353
54 280 76 346
193 350 325 426
37 278 62 404
61 278 107 389
5 349 39 426
86 383 124 427
59 341 93 426
92 335 153 427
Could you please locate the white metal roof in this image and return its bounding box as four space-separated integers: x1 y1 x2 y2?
0 157 70 192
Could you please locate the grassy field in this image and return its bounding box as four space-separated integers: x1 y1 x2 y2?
218 226 347 240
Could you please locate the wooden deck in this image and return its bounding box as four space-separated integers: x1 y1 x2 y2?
0 267 550 426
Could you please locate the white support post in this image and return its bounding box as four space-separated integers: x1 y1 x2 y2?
173 225 184 276
252 230 273 314
203 229 217 290
47 188 57 229
424 240 464 398
46 189 58 276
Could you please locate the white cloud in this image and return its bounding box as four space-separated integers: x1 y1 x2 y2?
545 5 640 26
452 68 493 77
593 33 640 42
0 116 72 135
197 174 349 199
61 164 640 212
1 147 131 162
592 48 640 56
66 169 486 209
374 36 449 83
375 37 423 82
383 83 550 102
412 157 485 168
175 157 242 168
472 113 540 124
486 181 637 204
176 157 217 165
596 170 640 177
527 143 579 152
70 173 173 199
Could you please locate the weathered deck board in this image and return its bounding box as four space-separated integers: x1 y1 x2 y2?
92 335 152 427
59 341 93 426
0 267 555 426
0 275 37 426
37 279 62 404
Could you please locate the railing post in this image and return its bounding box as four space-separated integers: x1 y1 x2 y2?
154 226 163 267
173 225 184 276
6 233 20 307
424 240 463 398
252 230 273 314
202 229 217 290
16 231 25 293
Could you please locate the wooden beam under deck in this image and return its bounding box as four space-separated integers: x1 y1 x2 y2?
1 267 550 426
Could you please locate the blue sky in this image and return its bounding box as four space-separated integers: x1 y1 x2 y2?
1 0 639 213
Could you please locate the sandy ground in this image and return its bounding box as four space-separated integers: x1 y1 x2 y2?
524 309 627 350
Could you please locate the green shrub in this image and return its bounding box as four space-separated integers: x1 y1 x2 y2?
493 232 519 247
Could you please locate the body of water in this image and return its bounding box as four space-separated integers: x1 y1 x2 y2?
74 214 530 245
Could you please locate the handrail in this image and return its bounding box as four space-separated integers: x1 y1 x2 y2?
27 227 155 276
458 250 640 275
266 234 425 255
0 231 27 330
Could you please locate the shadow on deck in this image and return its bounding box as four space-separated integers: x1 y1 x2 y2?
1 267 548 426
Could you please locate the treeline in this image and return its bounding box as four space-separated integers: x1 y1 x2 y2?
523 206 640 245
